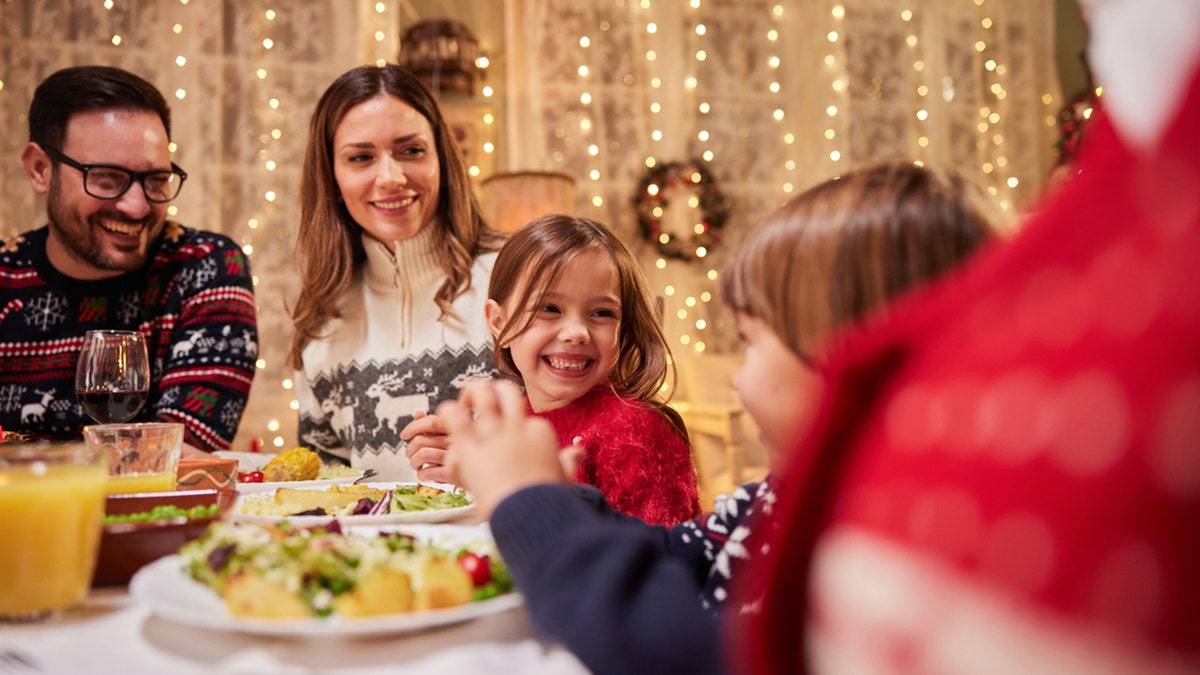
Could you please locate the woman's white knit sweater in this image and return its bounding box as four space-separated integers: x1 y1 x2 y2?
295 226 497 481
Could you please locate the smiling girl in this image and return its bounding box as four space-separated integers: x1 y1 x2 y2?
483 214 699 526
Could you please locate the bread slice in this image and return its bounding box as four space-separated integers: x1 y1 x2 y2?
272 484 385 511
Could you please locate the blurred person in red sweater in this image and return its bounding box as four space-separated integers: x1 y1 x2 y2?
740 0 1200 672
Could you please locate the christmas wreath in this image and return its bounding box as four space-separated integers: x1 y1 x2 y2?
633 160 728 261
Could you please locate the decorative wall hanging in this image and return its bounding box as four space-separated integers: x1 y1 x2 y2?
633 160 728 262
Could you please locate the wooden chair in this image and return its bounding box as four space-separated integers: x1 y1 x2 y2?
669 352 766 509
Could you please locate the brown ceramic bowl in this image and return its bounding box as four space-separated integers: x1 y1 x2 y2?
176 455 239 493
93 489 235 587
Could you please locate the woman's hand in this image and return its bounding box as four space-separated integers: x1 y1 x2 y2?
400 410 453 483
439 379 569 519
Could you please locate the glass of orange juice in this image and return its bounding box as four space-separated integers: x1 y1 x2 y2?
0 442 107 621
84 422 184 494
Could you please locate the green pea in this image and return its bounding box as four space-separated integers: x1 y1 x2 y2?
103 502 220 525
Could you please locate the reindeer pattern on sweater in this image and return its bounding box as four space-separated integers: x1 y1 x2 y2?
299 352 494 472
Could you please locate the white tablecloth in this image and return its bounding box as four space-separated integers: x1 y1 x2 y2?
2 588 589 674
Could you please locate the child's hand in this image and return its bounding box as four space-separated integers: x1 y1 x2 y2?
400 410 453 483
440 379 569 519
559 442 584 481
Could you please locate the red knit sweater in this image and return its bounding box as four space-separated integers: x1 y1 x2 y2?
531 385 700 526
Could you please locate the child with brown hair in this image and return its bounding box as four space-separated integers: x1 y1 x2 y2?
437 161 1003 674
410 214 700 526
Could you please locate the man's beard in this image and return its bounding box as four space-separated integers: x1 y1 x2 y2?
46 174 161 274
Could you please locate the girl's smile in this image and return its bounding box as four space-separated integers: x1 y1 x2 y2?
487 249 622 413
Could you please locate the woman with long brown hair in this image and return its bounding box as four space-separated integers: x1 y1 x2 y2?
289 64 504 480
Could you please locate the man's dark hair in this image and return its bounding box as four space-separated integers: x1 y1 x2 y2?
28 65 172 149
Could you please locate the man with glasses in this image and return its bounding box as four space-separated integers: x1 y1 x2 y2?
1 65 258 455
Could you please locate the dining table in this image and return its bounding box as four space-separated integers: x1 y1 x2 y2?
1 587 591 675
1 512 591 675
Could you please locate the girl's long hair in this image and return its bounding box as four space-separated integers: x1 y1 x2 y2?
288 64 505 369
488 214 687 439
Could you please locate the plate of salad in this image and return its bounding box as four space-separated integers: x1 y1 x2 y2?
231 481 474 526
130 522 519 636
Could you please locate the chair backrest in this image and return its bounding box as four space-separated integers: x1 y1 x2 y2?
673 351 744 407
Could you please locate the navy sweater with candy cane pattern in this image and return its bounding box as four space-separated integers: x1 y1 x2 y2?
0 222 258 452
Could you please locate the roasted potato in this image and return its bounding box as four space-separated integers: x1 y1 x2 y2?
414 559 473 610
262 447 322 482
332 571 414 617
223 572 310 618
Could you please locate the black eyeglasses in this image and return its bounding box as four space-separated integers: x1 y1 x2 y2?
41 146 187 203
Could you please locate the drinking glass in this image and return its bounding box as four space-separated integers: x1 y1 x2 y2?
75 330 150 424
84 422 184 494
0 442 107 621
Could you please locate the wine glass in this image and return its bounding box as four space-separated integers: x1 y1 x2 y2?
75 330 150 424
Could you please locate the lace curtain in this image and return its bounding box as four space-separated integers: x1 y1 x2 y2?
0 0 1060 450
507 0 1060 367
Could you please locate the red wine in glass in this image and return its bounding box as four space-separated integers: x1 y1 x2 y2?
78 389 149 424
75 330 151 424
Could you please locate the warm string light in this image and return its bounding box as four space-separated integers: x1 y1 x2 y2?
825 4 845 164
687 1 713 354
104 0 123 45
249 7 285 449
576 32 603 205
164 3 190 223
571 30 603 209
972 0 1017 209
636 2 720 355
1042 92 1058 129
475 57 495 179
640 1 672 345
643 0 659 207
477 53 495 175
901 8 932 154
766 4 795 195
371 2 390 67
690 2 713 167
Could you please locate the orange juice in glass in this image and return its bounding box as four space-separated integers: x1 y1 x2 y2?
84 422 183 495
0 442 107 621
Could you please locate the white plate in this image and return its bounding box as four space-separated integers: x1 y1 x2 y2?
231 482 474 526
130 554 521 637
214 451 365 494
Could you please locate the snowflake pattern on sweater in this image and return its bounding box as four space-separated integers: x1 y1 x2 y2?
0 223 258 452
670 477 778 610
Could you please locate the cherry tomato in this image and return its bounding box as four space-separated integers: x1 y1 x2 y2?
456 552 492 587
238 470 264 483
